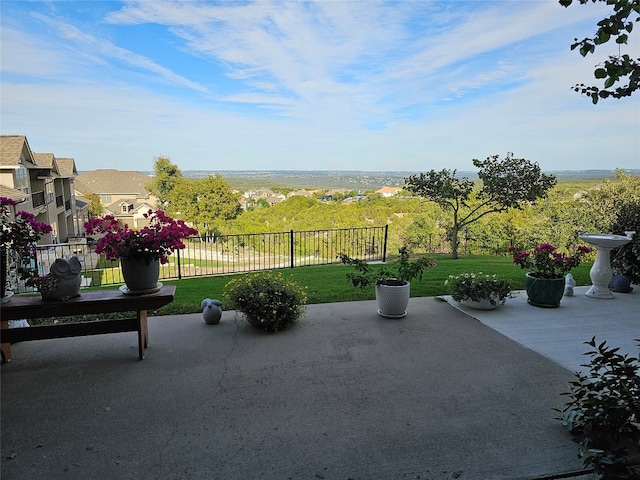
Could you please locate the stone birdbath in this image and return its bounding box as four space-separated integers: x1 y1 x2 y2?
578 232 635 299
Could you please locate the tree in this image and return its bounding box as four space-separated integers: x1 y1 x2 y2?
146 156 183 207
560 0 639 104
405 153 557 259
167 175 241 236
85 192 104 218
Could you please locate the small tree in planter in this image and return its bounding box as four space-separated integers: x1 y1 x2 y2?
338 246 437 318
223 271 307 332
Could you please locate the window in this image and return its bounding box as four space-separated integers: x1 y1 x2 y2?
45 181 55 204
14 167 29 193
99 194 112 203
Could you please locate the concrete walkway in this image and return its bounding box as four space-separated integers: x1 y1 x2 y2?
1 290 638 480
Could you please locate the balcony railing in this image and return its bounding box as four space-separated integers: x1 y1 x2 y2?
31 191 45 208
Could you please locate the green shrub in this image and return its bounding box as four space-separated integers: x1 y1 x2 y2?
223 271 307 332
445 273 512 306
610 200 640 284
557 337 640 478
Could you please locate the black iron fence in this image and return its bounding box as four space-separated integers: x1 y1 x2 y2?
5 225 515 293
26 226 388 290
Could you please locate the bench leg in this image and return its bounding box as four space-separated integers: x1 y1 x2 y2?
1 342 10 363
137 310 149 360
1 319 10 363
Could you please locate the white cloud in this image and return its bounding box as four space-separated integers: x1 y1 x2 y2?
1 0 638 172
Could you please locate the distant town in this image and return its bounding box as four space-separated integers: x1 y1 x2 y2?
150 169 638 191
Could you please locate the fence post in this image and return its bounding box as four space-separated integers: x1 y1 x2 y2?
382 225 388 262
290 229 295 269
177 249 182 280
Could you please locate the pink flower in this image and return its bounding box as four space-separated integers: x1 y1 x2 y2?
84 210 198 263
510 242 592 279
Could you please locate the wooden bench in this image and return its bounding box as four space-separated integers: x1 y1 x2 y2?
0 285 176 362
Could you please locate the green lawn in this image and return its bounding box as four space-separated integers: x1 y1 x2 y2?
28 254 593 324
155 254 593 316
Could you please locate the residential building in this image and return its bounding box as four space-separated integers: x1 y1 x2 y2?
375 186 403 197
74 169 157 227
0 135 82 243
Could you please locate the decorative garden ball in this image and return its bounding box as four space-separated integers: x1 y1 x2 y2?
201 298 223 325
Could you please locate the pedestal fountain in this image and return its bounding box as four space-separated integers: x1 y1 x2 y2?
578 231 635 299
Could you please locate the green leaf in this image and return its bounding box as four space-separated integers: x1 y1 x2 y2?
594 68 607 79
604 77 616 88
616 34 628 44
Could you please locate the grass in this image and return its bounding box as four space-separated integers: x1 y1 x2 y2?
27 254 594 324
156 254 594 316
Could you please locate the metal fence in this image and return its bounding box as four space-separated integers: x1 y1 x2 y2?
25 226 388 290
6 225 516 293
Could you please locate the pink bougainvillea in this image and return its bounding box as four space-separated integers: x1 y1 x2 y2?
84 210 198 263
509 242 592 279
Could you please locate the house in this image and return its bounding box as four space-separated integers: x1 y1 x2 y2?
75 169 157 227
75 169 156 207
0 135 82 243
375 186 403 198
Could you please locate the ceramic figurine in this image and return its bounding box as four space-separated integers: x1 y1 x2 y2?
201 298 223 325
564 273 576 296
40 257 82 301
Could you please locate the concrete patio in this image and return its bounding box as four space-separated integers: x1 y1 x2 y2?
1 286 638 480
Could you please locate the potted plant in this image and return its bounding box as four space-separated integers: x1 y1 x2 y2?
445 272 512 310
509 242 591 307
84 209 197 292
1 196 52 299
223 270 307 332
339 246 437 318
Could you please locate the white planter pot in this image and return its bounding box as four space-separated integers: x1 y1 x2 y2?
375 281 410 318
458 297 498 310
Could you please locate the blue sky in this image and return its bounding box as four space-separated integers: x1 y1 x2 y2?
1 0 638 172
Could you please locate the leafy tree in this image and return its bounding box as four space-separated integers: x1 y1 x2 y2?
167 175 241 236
85 192 104 218
146 156 183 207
405 153 557 259
560 0 639 104
609 199 640 283
576 169 640 232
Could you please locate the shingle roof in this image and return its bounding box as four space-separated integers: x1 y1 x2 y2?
0 184 28 202
55 158 77 178
33 152 54 168
0 135 35 167
75 169 152 195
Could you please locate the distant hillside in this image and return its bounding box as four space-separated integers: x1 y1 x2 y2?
93 169 637 191
175 169 638 190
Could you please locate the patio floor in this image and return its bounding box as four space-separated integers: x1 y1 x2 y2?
1 286 638 480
